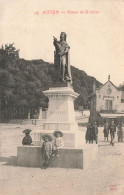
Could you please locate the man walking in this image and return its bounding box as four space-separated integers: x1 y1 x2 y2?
109 120 116 146
103 122 109 141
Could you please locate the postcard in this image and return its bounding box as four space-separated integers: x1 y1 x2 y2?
0 0 124 195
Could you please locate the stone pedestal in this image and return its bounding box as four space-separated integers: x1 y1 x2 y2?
33 130 83 148
33 86 80 148
17 145 98 169
43 87 79 131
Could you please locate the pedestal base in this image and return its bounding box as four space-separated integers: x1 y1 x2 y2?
17 145 98 169
33 86 80 148
43 122 78 131
43 87 79 131
33 130 85 148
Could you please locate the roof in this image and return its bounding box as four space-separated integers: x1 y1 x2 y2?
97 80 118 91
89 79 124 100
99 113 124 118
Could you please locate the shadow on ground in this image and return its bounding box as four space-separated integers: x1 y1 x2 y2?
0 156 17 166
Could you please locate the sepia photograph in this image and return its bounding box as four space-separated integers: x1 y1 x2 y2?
0 0 124 194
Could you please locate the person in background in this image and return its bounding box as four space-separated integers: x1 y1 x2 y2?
85 122 92 143
22 129 32 145
117 123 123 142
109 120 116 146
41 134 53 169
103 121 109 141
92 122 98 144
52 131 64 157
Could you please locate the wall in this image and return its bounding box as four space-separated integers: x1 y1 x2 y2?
96 81 123 112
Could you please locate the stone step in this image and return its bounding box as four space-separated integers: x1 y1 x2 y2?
17 145 98 169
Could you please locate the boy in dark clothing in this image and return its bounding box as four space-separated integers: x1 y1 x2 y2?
41 134 53 169
22 129 32 145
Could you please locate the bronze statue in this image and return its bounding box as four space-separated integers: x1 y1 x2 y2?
53 32 72 84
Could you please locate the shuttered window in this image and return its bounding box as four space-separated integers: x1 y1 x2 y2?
105 100 113 110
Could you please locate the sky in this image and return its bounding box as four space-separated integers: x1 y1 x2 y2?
0 0 124 86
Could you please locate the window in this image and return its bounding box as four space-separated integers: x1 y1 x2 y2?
105 100 113 110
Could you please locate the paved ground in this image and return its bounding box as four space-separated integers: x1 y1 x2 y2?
0 123 124 195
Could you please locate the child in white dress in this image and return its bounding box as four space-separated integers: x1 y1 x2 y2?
52 131 64 157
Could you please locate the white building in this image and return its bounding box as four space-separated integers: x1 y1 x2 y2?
89 75 124 125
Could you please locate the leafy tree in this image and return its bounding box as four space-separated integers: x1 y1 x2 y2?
0 43 101 119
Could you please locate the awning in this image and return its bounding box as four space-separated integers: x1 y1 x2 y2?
99 113 124 118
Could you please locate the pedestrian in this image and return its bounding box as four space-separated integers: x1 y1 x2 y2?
109 120 116 146
91 122 98 144
41 134 53 169
52 131 64 157
85 122 92 143
103 122 109 141
117 123 123 142
22 129 32 145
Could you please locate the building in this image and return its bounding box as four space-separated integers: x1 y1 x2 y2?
88 75 124 126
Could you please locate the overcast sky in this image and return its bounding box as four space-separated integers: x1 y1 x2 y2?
0 0 124 86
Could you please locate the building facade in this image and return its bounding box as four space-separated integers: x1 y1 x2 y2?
89 76 124 126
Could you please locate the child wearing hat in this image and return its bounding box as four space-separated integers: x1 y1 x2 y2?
52 131 64 157
22 129 32 145
41 134 53 169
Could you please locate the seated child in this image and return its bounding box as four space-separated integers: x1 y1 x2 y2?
52 131 64 157
22 129 32 145
41 134 53 169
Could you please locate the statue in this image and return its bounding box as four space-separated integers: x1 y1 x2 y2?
53 32 72 84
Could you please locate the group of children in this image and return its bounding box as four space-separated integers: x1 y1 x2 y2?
103 120 123 145
85 120 124 146
41 130 64 169
22 129 64 169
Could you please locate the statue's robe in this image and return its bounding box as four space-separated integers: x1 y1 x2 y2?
54 40 72 84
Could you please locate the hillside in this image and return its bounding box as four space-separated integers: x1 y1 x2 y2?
0 44 101 119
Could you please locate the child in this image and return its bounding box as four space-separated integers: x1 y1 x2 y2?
117 124 123 142
52 131 64 157
41 134 53 169
22 129 32 145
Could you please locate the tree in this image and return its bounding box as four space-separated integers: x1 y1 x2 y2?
0 43 19 69
0 43 102 119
